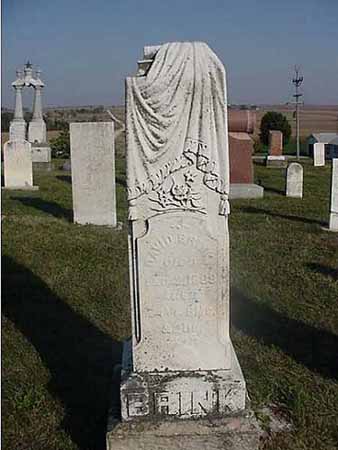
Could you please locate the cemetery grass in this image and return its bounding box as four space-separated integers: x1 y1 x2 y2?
2 155 338 450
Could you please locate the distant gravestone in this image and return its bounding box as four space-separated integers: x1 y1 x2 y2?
118 42 246 427
269 130 283 156
329 159 338 231
286 162 303 198
3 140 38 190
70 122 116 226
266 130 287 167
313 143 325 167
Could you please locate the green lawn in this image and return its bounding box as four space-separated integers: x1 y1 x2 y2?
2 155 338 450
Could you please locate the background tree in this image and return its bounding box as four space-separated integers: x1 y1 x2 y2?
1 111 13 131
49 124 70 158
260 111 292 145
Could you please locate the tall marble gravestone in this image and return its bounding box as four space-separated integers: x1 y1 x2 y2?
119 42 246 426
70 122 117 226
286 162 303 198
3 140 38 190
329 159 338 231
9 62 52 169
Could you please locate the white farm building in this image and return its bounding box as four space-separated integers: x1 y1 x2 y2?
307 133 338 159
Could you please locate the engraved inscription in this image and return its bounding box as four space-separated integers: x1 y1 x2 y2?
126 393 149 417
136 213 227 371
126 389 238 418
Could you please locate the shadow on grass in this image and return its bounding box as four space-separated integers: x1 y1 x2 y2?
241 206 326 226
2 256 122 450
116 176 127 188
13 197 73 221
56 175 72 184
307 263 338 281
231 287 338 380
262 185 285 195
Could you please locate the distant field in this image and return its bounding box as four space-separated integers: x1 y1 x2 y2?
2 105 337 145
256 105 338 138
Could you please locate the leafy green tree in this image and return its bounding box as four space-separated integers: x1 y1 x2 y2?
50 127 70 158
260 111 292 145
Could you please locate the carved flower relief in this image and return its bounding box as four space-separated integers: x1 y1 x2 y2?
157 190 171 207
150 169 204 212
171 183 190 202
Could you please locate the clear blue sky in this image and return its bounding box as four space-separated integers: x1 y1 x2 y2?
2 0 338 108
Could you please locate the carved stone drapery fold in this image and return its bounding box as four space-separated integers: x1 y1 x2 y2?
126 42 230 219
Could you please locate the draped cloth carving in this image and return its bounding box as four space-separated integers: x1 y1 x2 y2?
126 42 230 218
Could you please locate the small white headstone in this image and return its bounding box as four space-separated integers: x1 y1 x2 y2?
313 143 325 167
70 122 116 226
329 159 338 231
3 140 35 189
286 162 303 198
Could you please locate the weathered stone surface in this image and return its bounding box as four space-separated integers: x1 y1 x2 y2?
118 42 247 429
107 411 262 450
3 140 37 189
121 340 246 421
70 122 116 226
9 120 26 141
329 159 338 231
229 183 264 199
133 212 230 373
286 162 303 198
269 130 283 156
313 143 325 166
31 144 51 163
28 120 47 143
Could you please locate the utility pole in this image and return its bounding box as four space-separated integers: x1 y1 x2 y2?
292 66 304 160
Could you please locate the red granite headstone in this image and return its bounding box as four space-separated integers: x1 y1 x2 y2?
269 130 283 156
229 132 254 184
228 110 256 184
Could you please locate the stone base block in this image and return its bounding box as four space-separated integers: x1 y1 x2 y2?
229 184 264 199
329 212 338 232
31 144 52 163
28 120 47 143
33 162 54 172
266 155 287 168
120 341 247 422
106 411 262 450
2 185 39 191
